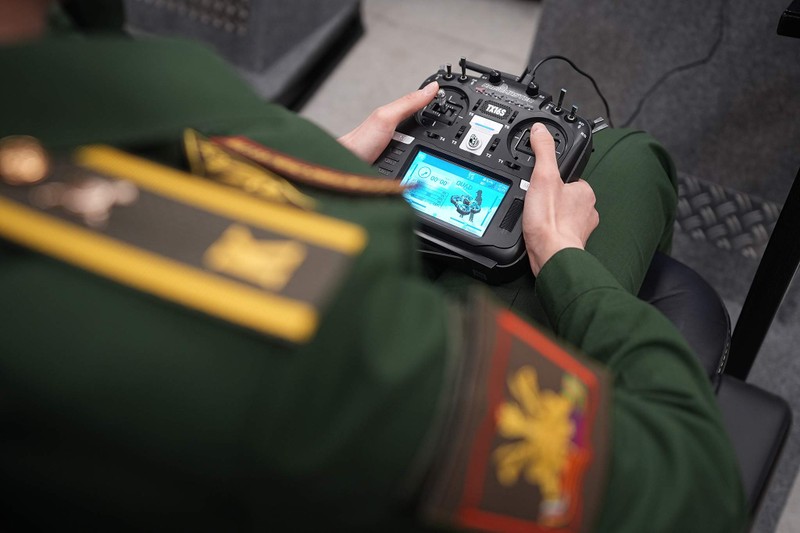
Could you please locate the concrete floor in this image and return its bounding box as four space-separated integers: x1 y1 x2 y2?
780 474 800 533
301 0 540 138
300 0 798 531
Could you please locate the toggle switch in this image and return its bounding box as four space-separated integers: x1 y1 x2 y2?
459 56 469 82
565 105 578 123
553 88 566 114
443 63 454 81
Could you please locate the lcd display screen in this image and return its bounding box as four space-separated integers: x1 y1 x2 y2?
399 150 510 238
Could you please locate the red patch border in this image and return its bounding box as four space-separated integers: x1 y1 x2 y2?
456 310 601 533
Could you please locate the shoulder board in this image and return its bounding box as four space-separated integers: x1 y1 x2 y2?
0 144 367 344
214 135 409 196
184 129 317 210
422 289 610 533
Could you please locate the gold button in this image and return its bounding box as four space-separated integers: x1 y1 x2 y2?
0 135 49 186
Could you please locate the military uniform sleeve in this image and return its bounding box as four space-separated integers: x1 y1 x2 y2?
535 248 747 533
0 36 455 530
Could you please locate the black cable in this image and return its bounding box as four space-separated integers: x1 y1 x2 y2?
621 0 729 127
530 55 614 127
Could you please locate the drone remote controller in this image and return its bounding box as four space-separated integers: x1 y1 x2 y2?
375 58 601 283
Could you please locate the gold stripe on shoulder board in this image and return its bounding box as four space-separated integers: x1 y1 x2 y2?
184 129 317 210
0 145 368 343
214 135 409 195
0 197 318 343
76 145 366 254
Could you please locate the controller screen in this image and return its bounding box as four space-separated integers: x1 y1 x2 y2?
400 150 510 238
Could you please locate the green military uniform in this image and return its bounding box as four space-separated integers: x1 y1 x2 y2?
0 18 745 533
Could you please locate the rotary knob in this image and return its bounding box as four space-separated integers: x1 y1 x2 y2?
489 70 502 85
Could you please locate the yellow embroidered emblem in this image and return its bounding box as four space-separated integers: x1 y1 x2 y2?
204 224 307 291
493 366 588 526
184 129 316 210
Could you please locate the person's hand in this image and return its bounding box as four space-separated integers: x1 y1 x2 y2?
522 123 599 275
338 81 439 164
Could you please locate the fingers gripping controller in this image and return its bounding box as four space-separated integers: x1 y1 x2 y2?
374 59 596 283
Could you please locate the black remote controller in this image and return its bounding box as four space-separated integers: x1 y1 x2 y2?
375 58 597 283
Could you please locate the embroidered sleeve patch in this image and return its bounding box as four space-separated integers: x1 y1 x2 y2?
422 289 610 533
213 135 409 195
0 145 367 344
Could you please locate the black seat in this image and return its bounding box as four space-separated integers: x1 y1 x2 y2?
716 376 792 513
638 252 731 379
638 253 791 514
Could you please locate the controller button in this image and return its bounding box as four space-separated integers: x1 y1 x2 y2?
504 160 522 171
383 157 399 166
377 167 393 176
